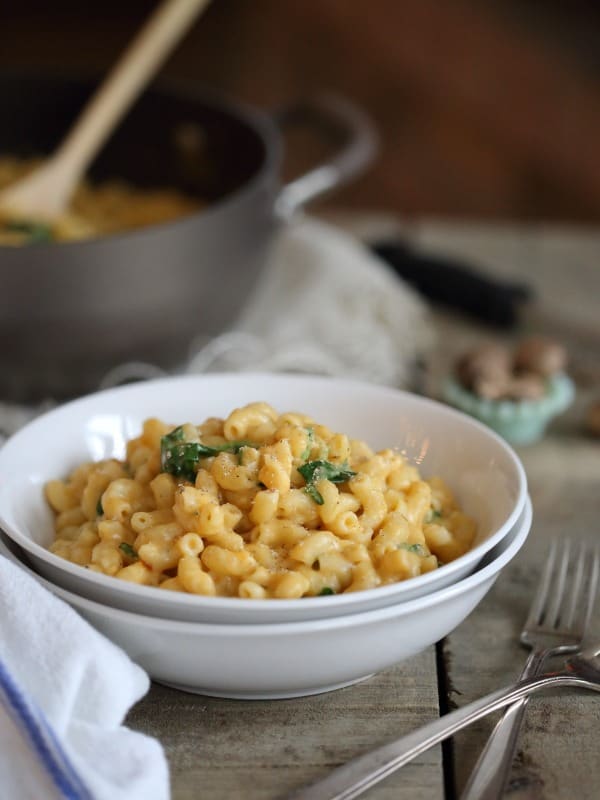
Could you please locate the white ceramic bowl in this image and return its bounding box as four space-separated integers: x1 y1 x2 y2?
0 373 527 623
0 497 532 699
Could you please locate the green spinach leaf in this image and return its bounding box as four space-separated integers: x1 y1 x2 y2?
4 219 54 243
298 459 356 505
397 542 426 556
300 427 315 461
160 426 257 482
119 542 138 559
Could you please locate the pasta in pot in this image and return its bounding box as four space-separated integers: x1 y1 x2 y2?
0 156 201 245
45 402 477 599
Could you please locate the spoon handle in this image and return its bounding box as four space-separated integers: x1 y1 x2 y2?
287 672 590 800
51 0 211 211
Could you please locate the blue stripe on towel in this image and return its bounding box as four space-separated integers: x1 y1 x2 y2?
0 657 93 800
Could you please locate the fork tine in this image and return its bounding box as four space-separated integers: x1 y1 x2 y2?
561 540 586 629
568 545 600 636
589 548 600 620
523 539 559 629
542 538 571 627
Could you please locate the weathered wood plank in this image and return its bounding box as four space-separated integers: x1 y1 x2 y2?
127 650 444 799
413 224 600 799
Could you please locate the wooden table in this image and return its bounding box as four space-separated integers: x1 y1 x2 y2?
126 220 600 799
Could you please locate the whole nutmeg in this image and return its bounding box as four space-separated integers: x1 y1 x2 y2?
587 401 600 437
455 343 512 392
506 372 547 401
472 374 512 401
514 335 567 377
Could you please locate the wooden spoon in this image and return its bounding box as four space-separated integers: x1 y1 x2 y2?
0 0 212 224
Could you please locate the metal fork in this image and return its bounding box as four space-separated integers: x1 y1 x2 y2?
460 538 600 800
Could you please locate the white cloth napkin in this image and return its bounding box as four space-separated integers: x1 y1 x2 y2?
0 553 169 800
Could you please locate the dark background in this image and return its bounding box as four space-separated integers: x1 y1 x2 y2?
3 0 600 221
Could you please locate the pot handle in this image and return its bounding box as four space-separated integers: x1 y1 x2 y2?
273 93 378 217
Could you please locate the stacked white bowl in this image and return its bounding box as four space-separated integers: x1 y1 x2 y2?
0 374 530 698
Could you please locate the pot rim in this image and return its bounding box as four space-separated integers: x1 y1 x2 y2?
0 70 283 253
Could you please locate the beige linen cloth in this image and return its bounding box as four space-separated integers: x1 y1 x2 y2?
186 215 432 383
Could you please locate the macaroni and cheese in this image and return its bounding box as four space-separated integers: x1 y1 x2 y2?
0 156 201 244
45 403 477 599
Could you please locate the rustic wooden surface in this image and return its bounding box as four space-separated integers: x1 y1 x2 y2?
127 220 600 799
127 651 444 800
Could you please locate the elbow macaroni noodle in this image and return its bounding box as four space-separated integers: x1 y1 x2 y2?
45 402 477 599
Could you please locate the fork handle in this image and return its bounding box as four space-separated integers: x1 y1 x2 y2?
286 671 587 800
458 649 547 800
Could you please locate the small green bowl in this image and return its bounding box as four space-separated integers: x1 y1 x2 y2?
441 372 575 446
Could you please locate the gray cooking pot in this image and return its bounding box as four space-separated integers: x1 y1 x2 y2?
0 74 376 401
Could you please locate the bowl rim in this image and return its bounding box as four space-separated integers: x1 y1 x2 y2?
0 372 528 612
0 496 532 634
